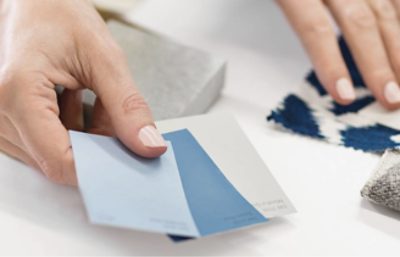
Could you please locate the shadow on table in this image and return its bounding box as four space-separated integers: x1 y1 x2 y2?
0 154 295 255
359 199 400 240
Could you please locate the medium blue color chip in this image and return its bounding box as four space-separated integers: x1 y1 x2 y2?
163 129 267 237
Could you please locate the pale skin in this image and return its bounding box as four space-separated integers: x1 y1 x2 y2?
0 0 167 186
278 0 400 109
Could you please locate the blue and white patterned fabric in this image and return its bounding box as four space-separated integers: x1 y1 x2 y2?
267 37 400 153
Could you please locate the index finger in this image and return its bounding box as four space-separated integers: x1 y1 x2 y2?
278 0 356 104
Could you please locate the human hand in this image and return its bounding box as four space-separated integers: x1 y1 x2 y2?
278 0 400 109
0 0 167 185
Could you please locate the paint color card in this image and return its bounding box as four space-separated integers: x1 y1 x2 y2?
70 129 267 237
70 113 295 238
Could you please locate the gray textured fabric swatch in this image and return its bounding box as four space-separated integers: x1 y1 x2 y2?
83 20 226 120
361 150 400 211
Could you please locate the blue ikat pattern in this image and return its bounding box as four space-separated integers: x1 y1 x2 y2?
267 37 400 153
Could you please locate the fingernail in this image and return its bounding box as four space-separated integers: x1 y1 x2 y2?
384 81 400 104
138 125 167 148
336 78 356 101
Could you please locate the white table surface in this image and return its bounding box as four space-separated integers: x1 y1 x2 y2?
1 0 399 255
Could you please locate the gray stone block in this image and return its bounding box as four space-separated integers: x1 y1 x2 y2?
96 20 226 120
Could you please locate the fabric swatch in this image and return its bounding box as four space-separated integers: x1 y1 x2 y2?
361 150 400 211
267 36 400 153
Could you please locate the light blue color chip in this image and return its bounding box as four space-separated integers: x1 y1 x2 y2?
70 131 199 237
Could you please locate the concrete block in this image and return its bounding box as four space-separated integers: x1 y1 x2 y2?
103 20 226 120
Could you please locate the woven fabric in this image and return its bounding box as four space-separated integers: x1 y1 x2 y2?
361 150 400 211
267 37 400 153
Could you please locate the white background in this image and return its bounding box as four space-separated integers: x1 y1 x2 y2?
0 0 399 255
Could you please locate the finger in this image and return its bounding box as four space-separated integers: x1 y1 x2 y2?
88 97 115 136
368 0 400 88
278 0 355 104
12 77 77 185
327 0 400 109
0 135 39 170
58 89 84 131
86 43 167 158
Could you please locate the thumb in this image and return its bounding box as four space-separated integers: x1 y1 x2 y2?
87 48 167 158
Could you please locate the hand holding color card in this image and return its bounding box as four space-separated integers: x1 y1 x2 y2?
70 114 295 238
